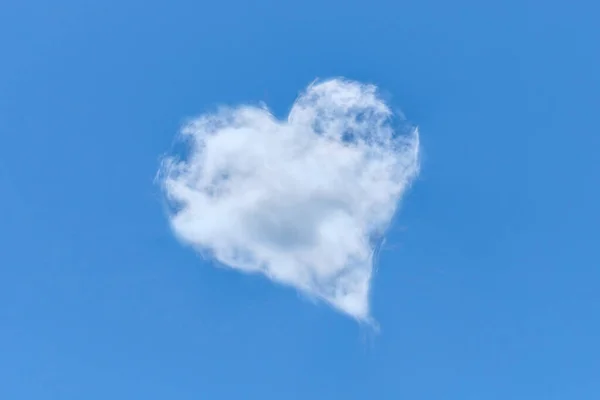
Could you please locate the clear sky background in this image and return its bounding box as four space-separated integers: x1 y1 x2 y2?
1 0 599 399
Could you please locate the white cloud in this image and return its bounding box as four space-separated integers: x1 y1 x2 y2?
158 78 419 322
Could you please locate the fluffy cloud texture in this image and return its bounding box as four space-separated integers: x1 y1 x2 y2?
159 78 419 321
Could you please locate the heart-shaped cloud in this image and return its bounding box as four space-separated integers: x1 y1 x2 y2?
159 78 419 321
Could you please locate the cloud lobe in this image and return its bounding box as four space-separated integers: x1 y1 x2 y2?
159 78 420 321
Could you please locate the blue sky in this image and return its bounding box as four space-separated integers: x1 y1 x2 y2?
1 0 599 398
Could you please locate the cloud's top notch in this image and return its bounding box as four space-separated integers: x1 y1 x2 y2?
159 78 420 322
